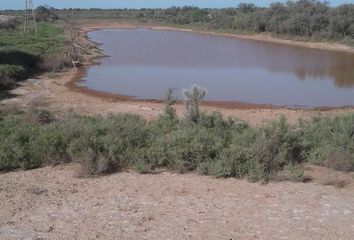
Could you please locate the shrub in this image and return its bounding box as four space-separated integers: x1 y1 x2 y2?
0 64 26 89
80 148 112 176
37 54 72 72
160 122 228 173
299 114 354 171
31 124 72 165
274 163 305 182
252 117 302 176
321 171 348 188
323 150 352 171
35 6 59 22
1 109 353 183
0 17 18 29
130 148 156 174
199 117 304 182
28 109 55 125
0 116 42 171
206 145 256 178
198 127 265 180
67 114 149 173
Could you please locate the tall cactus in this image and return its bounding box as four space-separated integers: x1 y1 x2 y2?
164 88 176 119
183 85 206 123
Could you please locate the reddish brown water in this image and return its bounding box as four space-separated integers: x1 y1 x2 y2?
79 29 354 107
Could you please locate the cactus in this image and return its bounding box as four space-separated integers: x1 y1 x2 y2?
164 88 176 119
183 85 206 123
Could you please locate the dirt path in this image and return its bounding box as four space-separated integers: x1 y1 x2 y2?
0 164 354 240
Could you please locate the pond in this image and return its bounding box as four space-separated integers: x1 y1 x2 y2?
79 28 354 108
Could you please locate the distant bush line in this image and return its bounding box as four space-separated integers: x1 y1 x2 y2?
2 1 350 44
1 106 353 182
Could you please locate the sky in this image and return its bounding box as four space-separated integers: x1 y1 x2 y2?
1 0 353 10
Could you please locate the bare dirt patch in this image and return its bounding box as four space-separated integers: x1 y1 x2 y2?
0 164 353 240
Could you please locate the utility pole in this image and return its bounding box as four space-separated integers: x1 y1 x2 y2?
24 0 37 34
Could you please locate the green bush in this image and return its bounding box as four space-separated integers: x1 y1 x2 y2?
31 124 72 165
0 64 25 89
66 114 150 175
298 114 354 171
252 117 302 175
0 115 41 170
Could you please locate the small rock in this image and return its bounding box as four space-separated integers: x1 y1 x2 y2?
35 224 53 233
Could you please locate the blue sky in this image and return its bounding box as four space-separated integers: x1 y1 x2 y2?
1 0 353 10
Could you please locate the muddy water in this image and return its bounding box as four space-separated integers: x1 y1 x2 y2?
79 28 354 107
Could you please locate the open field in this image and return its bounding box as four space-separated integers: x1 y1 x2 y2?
1 163 354 240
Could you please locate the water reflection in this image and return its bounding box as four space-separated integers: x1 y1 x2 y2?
81 29 354 107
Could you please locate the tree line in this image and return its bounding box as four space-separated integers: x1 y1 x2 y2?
44 0 353 43
1 1 353 42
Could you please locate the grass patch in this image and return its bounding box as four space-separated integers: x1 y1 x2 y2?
0 21 72 92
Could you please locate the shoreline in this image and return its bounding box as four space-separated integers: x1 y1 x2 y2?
67 20 354 111
3 20 354 125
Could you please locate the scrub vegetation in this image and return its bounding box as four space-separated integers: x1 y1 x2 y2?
1 99 353 182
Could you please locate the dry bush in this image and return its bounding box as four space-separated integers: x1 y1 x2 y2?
80 149 112 176
37 55 71 72
321 171 348 188
0 16 18 29
273 164 305 182
324 150 352 172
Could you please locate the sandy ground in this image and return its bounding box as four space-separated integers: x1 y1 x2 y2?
0 163 354 240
